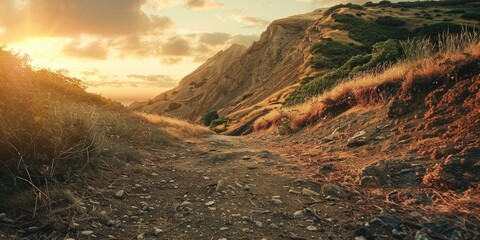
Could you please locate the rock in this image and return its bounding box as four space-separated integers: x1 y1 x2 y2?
220 227 229 231
205 201 215 206
242 156 251 160
360 160 422 188
81 231 94 236
369 213 399 231
137 233 144 239
302 188 320 196
0 213 5 219
293 210 304 219
355 237 367 240
423 151 480 191
258 150 274 158
392 229 407 237
321 184 347 198
347 131 369 147
115 223 125 229
354 228 375 240
64 238 75 240
153 227 163 236
180 201 191 206
288 189 301 195
269 223 278 229
254 220 263 227
271 199 283 205
215 180 224 192
415 230 433 240
115 190 125 199
306 226 318 231
244 185 251 191
106 220 115 226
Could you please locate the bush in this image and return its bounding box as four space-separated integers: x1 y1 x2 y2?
309 39 363 69
330 13 409 47
375 16 406 27
209 118 227 128
461 12 480 21
323 3 364 17
202 111 220 126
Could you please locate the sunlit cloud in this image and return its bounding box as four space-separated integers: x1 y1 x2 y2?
232 14 270 28
184 0 224 10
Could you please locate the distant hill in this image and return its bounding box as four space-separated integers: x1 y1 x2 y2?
130 0 480 135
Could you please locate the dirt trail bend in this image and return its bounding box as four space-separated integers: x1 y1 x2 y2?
71 134 359 240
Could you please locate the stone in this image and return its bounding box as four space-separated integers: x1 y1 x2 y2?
220 227 229 231
115 190 125 199
106 220 115 226
137 233 144 239
347 131 369 147
205 201 215 206
271 199 283 205
321 184 347 198
153 227 163 236
302 188 320 196
81 231 94 236
293 210 304 219
258 150 274 158
0 213 6 220
369 213 399 230
415 230 433 240
306 226 318 231
392 229 407 237
242 156 251 160
244 185 251 191
180 201 191 206
288 189 301 195
254 221 263 227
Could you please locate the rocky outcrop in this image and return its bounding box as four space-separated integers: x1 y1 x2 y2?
130 11 324 124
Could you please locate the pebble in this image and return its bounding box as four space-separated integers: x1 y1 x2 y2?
255 221 263 227
0 213 5 219
106 220 115 226
244 185 251 191
64 238 75 240
272 199 283 205
220 227 229 231
115 190 125 198
81 230 94 236
302 188 320 196
269 223 278 229
306 226 318 231
153 227 163 235
242 156 251 160
137 233 144 239
288 189 301 195
180 201 191 206
355 237 367 240
293 210 304 219
205 201 215 206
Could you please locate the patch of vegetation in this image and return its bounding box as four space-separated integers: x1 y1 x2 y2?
461 12 480 21
375 16 406 27
330 13 409 47
411 23 466 40
287 39 403 105
241 93 254 101
202 111 220 126
323 3 364 17
309 39 363 69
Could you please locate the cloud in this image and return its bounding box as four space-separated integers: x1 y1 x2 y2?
232 14 270 28
295 0 391 7
184 0 224 10
0 0 173 41
81 68 101 77
84 74 178 88
161 36 192 56
62 39 109 60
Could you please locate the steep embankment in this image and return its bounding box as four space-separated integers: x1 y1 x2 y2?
131 0 480 135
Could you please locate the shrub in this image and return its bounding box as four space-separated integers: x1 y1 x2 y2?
375 16 406 27
202 111 220 126
209 118 227 128
330 13 409 47
309 39 363 69
323 3 364 17
461 12 480 21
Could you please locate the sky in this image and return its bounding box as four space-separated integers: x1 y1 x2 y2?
0 0 366 105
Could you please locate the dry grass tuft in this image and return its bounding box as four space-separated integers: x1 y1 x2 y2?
134 112 211 138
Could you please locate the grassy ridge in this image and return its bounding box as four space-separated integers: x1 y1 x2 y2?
285 0 479 105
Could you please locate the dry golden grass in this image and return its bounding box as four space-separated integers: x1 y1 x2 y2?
134 112 211 138
255 37 480 132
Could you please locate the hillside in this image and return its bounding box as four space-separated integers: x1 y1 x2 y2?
130 0 480 135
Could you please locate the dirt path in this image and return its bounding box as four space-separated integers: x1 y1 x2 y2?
66 135 362 240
